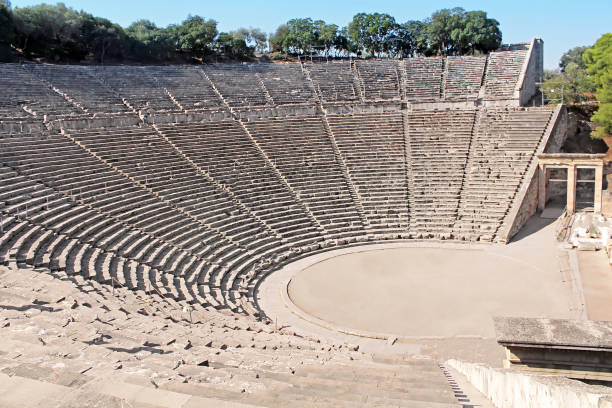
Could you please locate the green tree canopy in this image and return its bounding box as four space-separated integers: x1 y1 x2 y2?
455 10 501 54
269 24 288 53
174 15 217 58
268 18 340 56
395 20 428 57
348 12 398 57
284 18 318 54
583 33 612 138
248 28 267 53
13 3 89 60
333 27 353 56
314 21 338 56
230 27 267 53
560 46 589 71
542 61 595 104
543 46 596 106
217 31 254 59
425 7 465 56
81 15 126 63
3 3 506 63
0 0 12 61
125 20 175 61
0 0 14 46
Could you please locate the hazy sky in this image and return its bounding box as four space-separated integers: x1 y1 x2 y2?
10 0 612 69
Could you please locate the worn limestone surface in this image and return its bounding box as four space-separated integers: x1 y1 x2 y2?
494 316 612 349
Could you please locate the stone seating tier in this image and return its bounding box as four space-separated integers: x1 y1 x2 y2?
0 265 463 407
0 105 555 315
0 51 550 316
0 50 528 123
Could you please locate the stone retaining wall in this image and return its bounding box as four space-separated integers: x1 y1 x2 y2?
518 38 544 106
502 105 566 241
447 359 612 408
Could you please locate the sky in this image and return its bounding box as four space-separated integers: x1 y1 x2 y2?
10 0 612 69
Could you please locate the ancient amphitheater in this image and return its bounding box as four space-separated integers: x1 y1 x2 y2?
1 38 611 407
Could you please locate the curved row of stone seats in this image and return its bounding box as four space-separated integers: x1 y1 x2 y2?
1 157 312 315
0 166 212 305
0 64 80 118
244 116 366 238
93 66 179 112
0 106 556 315
0 163 243 304
0 263 353 358
202 64 271 108
67 125 278 253
1 50 529 116
407 109 477 238
155 121 324 246
483 50 528 100
403 57 444 102
0 132 257 308
0 126 386 317
0 265 460 407
455 107 554 240
303 61 361 103
251 63 316 106
64 125 293 310
355 60 401 101
147 66 222 111
26 65 131 114
0 167 267 314
0 120 45 134
326 112 410 234
443 56 487 101
0 100 32 120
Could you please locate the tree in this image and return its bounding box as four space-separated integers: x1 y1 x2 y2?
425 7 465 56
0 0 14 46
333 26 353 56
217 31 254 59
394 20 427 58
560 46 589 71
348 12 398 57
126 19 174 61
284 18 318 54
314 21 338 56
583 33 612 138
543 68 560 81
82 15 126 63
12 3 90 61
543 46 596 105
583 34 612 88
269 19 342 56
0 0 12 61
230 27 267 53
231 27 250 42
249 28 267 53
269 24 288 53
454 11 501 54
174 15 217 58
542 62 595 104
5 5 509 63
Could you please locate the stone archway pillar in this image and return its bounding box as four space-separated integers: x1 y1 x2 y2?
595 163 603 213
538 165 547 212
567 165 577 213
